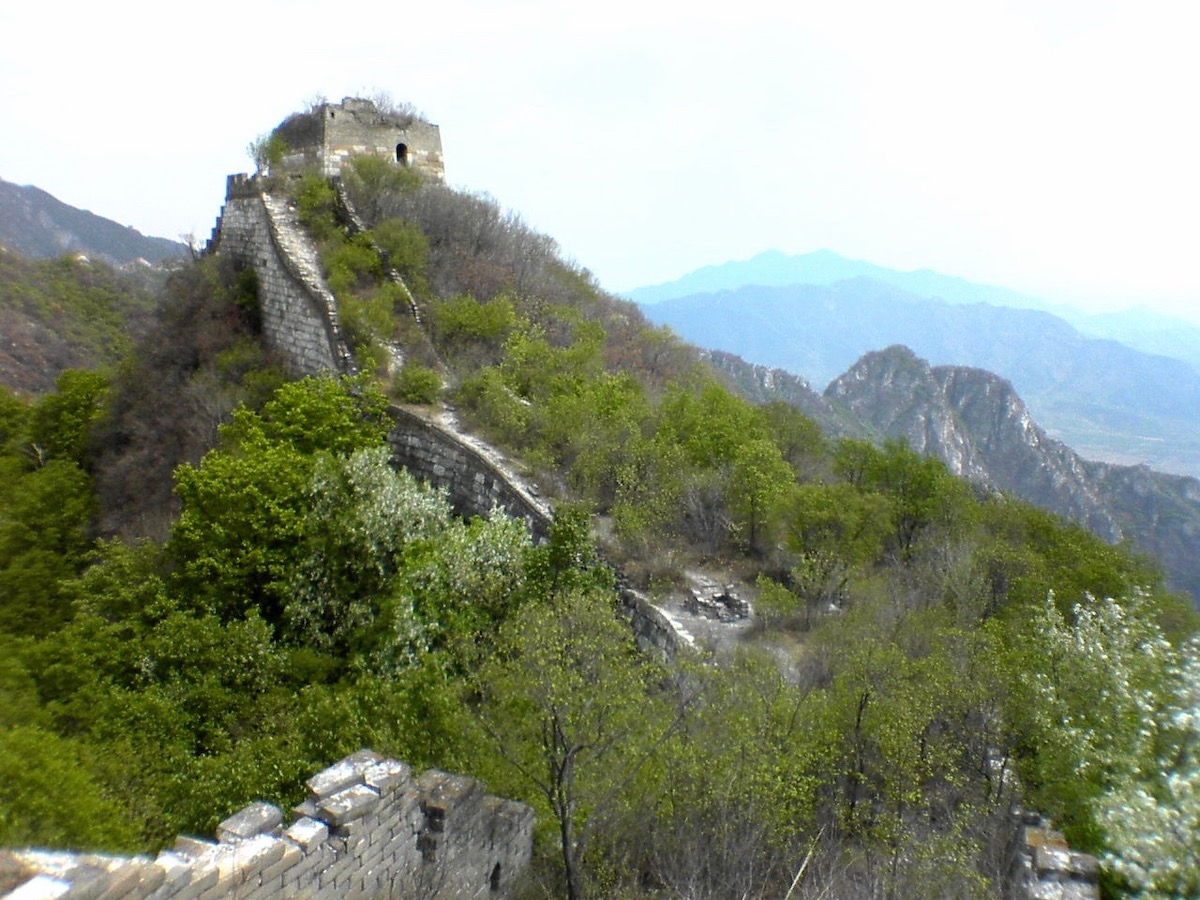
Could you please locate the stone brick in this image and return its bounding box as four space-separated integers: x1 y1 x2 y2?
171 837 216 860
364 758 412 796
2 875 70 899
285 816 329 854
305 751 383 801
216 802 283 843
317 784 381 828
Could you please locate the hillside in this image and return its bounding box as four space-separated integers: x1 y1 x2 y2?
2 107 1199 898
0 178 186 265
638 278 1200 478
0 247 160 393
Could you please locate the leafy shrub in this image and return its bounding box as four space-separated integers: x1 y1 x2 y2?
370 218 430 296
321 236 382 297
293 174 340 241
393 362 441 404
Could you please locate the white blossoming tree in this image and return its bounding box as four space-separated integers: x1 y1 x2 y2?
1027 591 1200 894
1097 637 1200 897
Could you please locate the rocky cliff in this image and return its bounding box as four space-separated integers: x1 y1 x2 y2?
825 346 1200 602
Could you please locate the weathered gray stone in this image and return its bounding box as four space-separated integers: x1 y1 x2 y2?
306 750 383 801
317 785 380 828
216 801 284 843
170 837 216 860
364 759 412 796
1 875 70 899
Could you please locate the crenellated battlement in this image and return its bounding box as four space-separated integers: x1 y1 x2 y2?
0 751 533 900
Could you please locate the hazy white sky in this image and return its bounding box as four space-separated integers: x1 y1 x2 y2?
3 0 1198 319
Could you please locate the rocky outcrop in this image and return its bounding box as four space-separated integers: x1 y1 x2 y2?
827 346 1121 539
1011 813 1099 900
827 345 1200 602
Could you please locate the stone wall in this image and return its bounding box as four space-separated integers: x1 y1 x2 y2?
209 175 353 376
1010 813 1100 899
385 407 692 656
0 751 533 900
387 407 553 542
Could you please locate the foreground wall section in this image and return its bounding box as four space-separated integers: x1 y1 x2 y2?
0 751 534 900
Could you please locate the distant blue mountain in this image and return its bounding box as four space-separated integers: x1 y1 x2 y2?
636 275 1200 479
627 249 1200 372
625 249 1049 310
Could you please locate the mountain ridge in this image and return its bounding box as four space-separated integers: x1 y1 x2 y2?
638 277 1200 478
628 249 1200 371
0 177 186 266
825 345 1200 601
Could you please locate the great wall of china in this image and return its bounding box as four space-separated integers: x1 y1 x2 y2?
0 98 1098 900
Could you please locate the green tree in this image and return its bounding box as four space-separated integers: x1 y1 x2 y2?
170 440 312 624
0 726 139 851
775 482 892 621
834 438 971 559
474 588 673 900
25 369 109 466
0 459 96 635
726 436 794 553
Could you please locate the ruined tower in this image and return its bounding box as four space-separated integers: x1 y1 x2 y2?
271 97 445 182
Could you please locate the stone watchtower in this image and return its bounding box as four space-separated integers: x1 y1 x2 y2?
271 97 445 182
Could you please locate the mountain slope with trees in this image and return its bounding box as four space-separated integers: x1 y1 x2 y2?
0 248 161 394
827 345 1200 604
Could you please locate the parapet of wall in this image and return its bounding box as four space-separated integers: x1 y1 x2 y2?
210 172 697 659
383 407 693 656
209 175 353 376
387 406 553 542
0 751 533 900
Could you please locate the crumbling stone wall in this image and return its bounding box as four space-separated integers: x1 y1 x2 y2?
1010 812 1099 899
0 751 533 900
209 175 353 375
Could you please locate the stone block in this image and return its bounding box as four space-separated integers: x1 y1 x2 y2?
1 875 70 900
225 835 287 884
306 750 383 801
1035 844 1073 878
284 817 329 853
171 836 216 860
53 865 109 900
97 861 162 899
291 798 319 821
317 784 381 827
257 841 303 883
216 801 283 842
156 860 218 900
144 852 193 900
364 758 412 796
